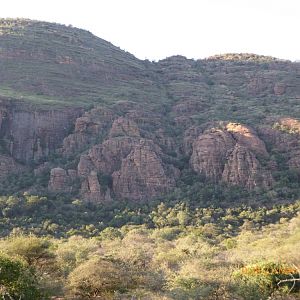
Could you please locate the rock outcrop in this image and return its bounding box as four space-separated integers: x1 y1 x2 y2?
112 140 177 200
79 171 113 203
0 99 82 163
76 114 177 201
182 126 203 156
222 145 273 189
190 123 273 190
277 118 300 134
0 155 26 180
48 168 70 192
109 117 140 138
257 123 300 173
62 107 114 156
78 137 139 176
1 19 300 203
190 130 235 181
225 123 268 156
248 77 268 95
273 82 286 95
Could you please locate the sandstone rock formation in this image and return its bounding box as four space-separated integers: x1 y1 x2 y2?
62 107 114 156
0 155 26 180
182 126 203 156
277 118 300 134
225 123 268 156
80 171 110 203
257 123 300 173
222 145 273 189
190 130 235 182
1 19 300 203
112 140 177 200
248 77 268 95
0 99 82 163
190 124 273 190
78 137 139 176
48 168 70 192
109 117 140 138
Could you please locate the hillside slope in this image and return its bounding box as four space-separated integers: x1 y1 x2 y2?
0 18 300 205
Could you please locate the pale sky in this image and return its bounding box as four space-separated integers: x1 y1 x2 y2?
1 0 299 61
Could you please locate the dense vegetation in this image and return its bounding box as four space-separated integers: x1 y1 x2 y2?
0 209 299 299
0 192 299 299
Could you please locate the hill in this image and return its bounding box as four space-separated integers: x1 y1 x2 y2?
0 17 300 300
0 18 299 224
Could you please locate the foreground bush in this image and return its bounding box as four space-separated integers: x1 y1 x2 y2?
66 256 129 299
233 261 300 299
0 253 42 299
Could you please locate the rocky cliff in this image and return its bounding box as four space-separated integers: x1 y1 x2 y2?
190 123 273 189
0 98 82 163
0 19 300 203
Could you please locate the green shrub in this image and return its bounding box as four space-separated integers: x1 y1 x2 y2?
233 261 300 299
2 235 53 266
0 253 42 299
66 256 128 299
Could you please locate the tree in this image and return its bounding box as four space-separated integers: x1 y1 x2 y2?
66 256 128 299
3 235 53 267
0 253 42 299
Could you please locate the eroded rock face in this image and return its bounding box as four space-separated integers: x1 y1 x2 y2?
222 145 273 189
152 129 177 155
62 107 114 156
225 123 268 156
112 140 177 200
257 127 292 152
78 137 139 176
190 124 273 190
109 117 140 138
34 162 51 177
190 130 235 181
0 155 26 180
75 112 178 202
80 171 105 203
0 99 82 163
48 168 70 192
258 123 300 172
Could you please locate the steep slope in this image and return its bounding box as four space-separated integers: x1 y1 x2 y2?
0 18 300 204
0 18 164 107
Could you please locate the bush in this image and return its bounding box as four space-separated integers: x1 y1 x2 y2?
2 235 53 267
55 236 99 275
0 253 42 299
66 256 128 299
233 261 300 299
